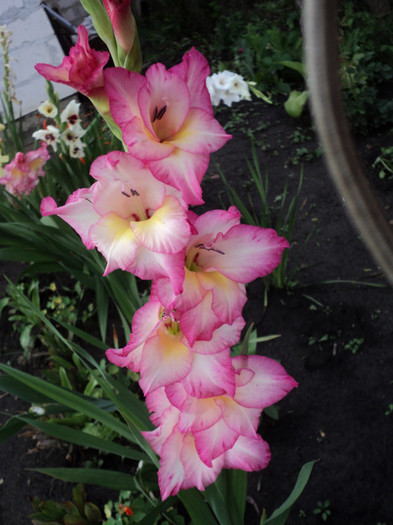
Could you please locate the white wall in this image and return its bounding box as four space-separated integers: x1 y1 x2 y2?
0 0 76 116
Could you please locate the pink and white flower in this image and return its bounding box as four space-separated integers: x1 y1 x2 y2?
106 292 245 397
155 206 289 334
40 151 190 291
0 144 50 196
35 26 110 113
142 355 297 500
104 48 231 205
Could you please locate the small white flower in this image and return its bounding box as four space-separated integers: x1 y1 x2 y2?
38 100 58 118
60 99 81 127
206 76 222 106
69 139 86 158
61 124 86 145
32 125 60 151
228 73 251 101
29 405 45 416
206 70 251 107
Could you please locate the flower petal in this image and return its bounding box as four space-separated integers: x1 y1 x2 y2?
177 396 223 433
215 396 260 438
154 267 206 312
191 316 245 355
182 350 235 398
148 148 208 205
180 433 223 491
233 355 298 409
139 330 193 394
223 435 271 472
131 196 190 254
40 189 99 250
189 206 241 238
169 107 231 154
197 272 247 324
194 417 238 466
90 151 166 211
104 67 144 127
122 116 175 161
90 212 137 274
170 47 213 114
197 224 289 283
139 63 190 141
179 292 221 346
157 429 187 500
130 249 185 294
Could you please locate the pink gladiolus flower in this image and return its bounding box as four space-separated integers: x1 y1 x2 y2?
106 292 245 397
155 206 289 335
104 48 231 205
40 151 190 291
142 355 297 499
35 26 109 109
0 144 50 196
103 0 135 54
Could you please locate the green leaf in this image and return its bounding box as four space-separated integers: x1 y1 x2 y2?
0 297 9 316
137 497 178 525
228 470 247 524
276 60 306 78
72 483 85 517
95 277 108 341
0 415 27 442
284 90 308 118
84 502 102 522
30 468 136 491
16 415 147 462
0 364 133 442
178 489 218 525
262 460 317 525
205 477 233 525
0 375 55 405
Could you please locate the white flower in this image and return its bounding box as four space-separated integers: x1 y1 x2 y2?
29 405 45 416
206 70 251 107
61 124 86 145
69 139 86 158
38 100 58 118
228 73 251 101
32 125 60 151
206 76 222 106
60 99 81 127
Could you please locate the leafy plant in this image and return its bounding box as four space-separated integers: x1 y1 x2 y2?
344 337 364 355
313 500 331 522
372 146 393 179
5 277 94 361
29 483 102 525
338 3 393 133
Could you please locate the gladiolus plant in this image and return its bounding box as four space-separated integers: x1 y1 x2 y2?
0 143 49 196
31 2 305 521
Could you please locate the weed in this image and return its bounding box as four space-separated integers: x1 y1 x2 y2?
29 483 102 524
290 128 313 144
372 146 393 179
385 404 393 416
313 500 332 521
371 309 381 320
344 337 364 354
285 146 323 167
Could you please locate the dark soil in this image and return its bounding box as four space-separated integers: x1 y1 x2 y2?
1 98 393 525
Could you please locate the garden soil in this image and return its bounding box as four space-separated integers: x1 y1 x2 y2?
1 99 393 525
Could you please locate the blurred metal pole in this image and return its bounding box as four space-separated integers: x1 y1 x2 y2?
303 0 393 285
